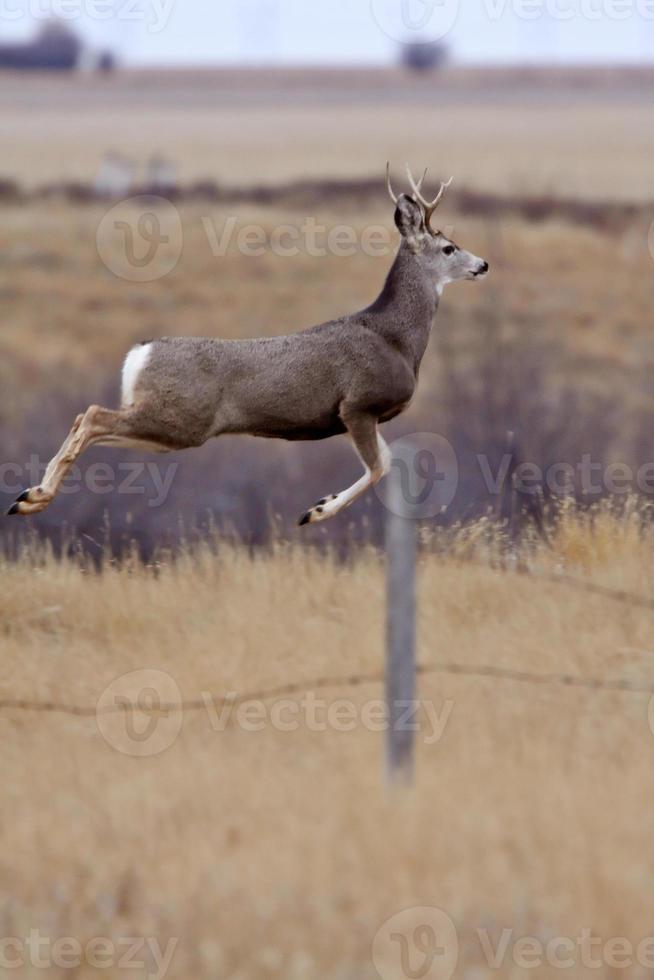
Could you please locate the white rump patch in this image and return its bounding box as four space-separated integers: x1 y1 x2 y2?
121 343 152 407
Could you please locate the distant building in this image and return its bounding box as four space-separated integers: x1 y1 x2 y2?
97 51 116 73
0 21 82 71
400 40 449 72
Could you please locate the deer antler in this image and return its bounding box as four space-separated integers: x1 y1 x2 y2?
405 164 453 233
386 162 429 206
385 161 399 204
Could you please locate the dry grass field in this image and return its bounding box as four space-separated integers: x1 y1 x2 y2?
1 68 654 199
2 507 654 979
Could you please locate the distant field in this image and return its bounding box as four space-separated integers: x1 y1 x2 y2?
2 510 654 979
1 67 654 199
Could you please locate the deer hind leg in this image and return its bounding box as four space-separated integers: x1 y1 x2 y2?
7 405 171 517
298 411 391 526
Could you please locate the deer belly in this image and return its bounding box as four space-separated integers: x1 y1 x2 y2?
253 415 347 441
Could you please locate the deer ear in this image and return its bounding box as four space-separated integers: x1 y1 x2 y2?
394 194 424 240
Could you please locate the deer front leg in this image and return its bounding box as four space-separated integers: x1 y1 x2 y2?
7 405 163 516
298 412 391 526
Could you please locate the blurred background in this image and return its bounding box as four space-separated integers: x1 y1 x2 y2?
3 6 654 980
0 0 653 557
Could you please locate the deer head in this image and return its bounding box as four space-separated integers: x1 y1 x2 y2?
386 163 489 292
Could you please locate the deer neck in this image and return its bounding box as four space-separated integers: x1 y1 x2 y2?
366 243 438 370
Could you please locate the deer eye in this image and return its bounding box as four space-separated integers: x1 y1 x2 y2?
442 245 456 256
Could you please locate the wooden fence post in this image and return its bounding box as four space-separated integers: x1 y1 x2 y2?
385 444 418 786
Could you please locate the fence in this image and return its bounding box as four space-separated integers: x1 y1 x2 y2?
1 450 653 790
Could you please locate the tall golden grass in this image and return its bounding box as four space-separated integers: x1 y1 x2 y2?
2 504 654 979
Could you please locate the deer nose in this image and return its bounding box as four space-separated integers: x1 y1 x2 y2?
478 260 489 274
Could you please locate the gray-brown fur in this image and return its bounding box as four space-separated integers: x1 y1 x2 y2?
8 167 488 524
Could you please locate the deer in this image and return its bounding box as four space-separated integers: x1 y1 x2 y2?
7 165 488 525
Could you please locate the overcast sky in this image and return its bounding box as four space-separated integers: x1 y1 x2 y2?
4 0 654 64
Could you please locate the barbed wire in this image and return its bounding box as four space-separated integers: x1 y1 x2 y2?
0 657 652 720
1 554 652 719
516 567 654 612
442 551 654 612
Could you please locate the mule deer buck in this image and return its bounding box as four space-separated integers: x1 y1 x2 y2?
8 165 488 525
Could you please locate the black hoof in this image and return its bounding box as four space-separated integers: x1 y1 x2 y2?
298 511 311 527
6 489 34 516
